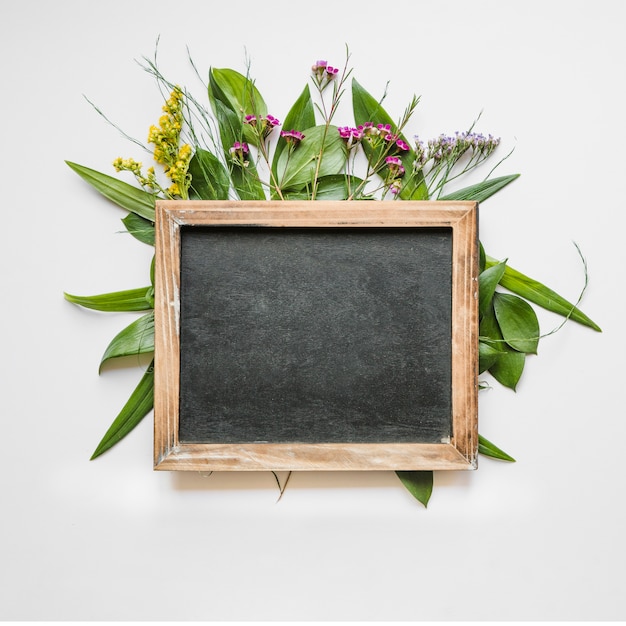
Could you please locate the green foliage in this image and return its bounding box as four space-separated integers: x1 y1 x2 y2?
440 174 521 203
122 213 155 245
485 256 601 332
275 125 346 191
65 50 600 506
90 362 154 459
64 287 153 312
99 312 154 371
396 471 433 507
351 78 427 200
188 148 230 200
478 435 516 462
271 84 315 182
65 161 156 221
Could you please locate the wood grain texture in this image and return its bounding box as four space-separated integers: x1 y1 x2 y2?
154 201 478 471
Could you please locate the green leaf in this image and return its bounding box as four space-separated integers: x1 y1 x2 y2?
439 174 520 203
489 348 526 390
479 242 487 274
485 256 602 332
188 148 230 200
396 471 433 507
91 361 154 459
281 175 363 201
493 292 540 354
271 84 315 181
210 97 265 200
478 435 516 462
122 212 155 246
480 303 525 390
100 312 155 371
351 78 427 200
276 125 346 190
65 161 156 221
209 68 267 148
479 340 502 373
64 287 153 312
209 67 267 118
479 259 507 318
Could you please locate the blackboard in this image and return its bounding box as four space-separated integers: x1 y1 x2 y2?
154 201 478 471
179 226 452 444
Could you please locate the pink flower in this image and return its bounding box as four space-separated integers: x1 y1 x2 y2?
280 129 305 145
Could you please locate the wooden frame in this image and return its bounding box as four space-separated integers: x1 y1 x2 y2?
154 200 478 471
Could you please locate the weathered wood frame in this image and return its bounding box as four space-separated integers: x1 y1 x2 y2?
154 200 478 471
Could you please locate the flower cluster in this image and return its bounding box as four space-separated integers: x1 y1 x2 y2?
410 130 502 197
338 123 410 153
414 131 501 167
311 59 339 91
112 157 159 191
113 86 192 198
146 87 192 197
244 113 281 140
229 141 250 166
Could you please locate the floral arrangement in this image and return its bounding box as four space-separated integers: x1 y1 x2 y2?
65 47 600 506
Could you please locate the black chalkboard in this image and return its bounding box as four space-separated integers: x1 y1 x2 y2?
178 226 453 445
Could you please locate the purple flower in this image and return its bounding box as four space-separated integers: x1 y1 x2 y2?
396 139 410 151
229 141 250 166
385 155 405 177
230 141 249 154
338 126 363 149
280 129 305 145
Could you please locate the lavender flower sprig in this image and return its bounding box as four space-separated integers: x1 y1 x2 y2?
414 129 502 198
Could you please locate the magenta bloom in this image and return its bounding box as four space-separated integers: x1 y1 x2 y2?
338 126 362 140
385 155 405 177
396 139 410 151
230 141 249 154
244 114 281 138
280 129 305 145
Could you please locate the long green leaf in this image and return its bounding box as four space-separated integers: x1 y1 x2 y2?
439 174 520 203
210 97 265 200
209 68 267 148
209 68 267 117
65 161 156 221
478 435 516 462
271 84 315 181
485 256 601 331
91 361 154 459
479 260 507 318
65 287 153 312
100 312 155 371
493 292 540 354
396 471 433 507
351 79 427 200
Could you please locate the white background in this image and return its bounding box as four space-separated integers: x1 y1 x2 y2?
1 0 624 621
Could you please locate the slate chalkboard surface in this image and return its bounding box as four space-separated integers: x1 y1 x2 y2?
178 226 453 445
